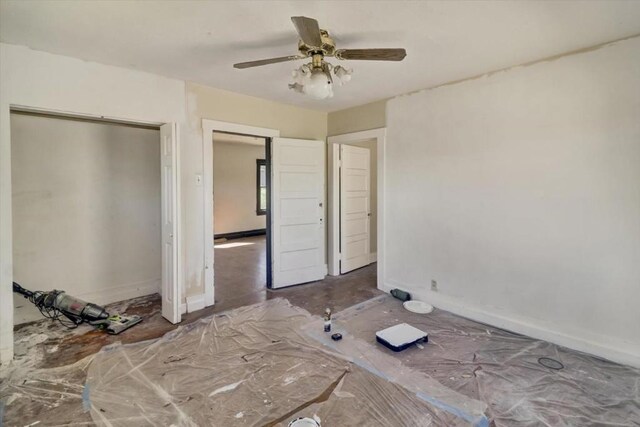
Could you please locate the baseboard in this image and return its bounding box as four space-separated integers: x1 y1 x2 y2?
381 281 640 369
180 302 187 315
214 228 266 240
0 347 13 365
369 252 377 264
186 294 206 313
204 289 215 307
75 278 161 307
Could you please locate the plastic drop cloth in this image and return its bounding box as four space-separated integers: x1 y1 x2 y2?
1 355 94 426
83 298 468 426
322 295 640 427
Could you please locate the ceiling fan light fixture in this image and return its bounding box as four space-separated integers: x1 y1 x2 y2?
234 16 406 100
303 67 333 99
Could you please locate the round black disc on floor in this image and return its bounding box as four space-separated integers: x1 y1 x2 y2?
538 357 564 370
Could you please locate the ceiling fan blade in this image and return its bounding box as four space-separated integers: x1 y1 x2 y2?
335 48 407 61
233 55 301 69
291 16 322 48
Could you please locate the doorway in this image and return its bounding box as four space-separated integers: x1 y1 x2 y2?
328 128 386 289
203 120 328 303
212 131 271 304
9 110 181 327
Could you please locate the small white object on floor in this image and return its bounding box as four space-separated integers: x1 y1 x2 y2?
209 380 243 397
403 300 434 314
376 323 428 351
288 417 321 427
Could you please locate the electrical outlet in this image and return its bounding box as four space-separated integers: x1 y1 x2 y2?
431 280 438 291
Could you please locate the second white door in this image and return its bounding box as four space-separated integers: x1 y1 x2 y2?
340 145 371 273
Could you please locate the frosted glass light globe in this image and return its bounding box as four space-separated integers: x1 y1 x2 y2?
292 68 309 85
334 66 352 85
304 70 333 99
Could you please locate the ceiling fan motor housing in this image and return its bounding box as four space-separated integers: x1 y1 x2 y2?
298 30 336 59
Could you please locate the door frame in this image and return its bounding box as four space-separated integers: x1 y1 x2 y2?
327 128 386 287
2 105 182 361
202 119 280 305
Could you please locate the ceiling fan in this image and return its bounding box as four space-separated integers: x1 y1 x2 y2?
233 16 407 99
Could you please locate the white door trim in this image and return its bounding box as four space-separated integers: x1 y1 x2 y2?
160 123 182 324
1 106 181 363
327 128 386 288
201 119 280 307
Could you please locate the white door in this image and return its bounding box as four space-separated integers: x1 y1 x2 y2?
272 138 326 288
340 145 371 273
160 123 180 323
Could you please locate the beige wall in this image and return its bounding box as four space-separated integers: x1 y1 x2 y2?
213 139 266 235
347 139 377 253
327 99 387 136
384 37 640 366
187 83 328 140
11 113 161 324
181 82 328 295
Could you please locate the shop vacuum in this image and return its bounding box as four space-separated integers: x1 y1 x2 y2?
13 282 142 334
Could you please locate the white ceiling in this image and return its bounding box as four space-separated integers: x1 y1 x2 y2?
1 1 639 112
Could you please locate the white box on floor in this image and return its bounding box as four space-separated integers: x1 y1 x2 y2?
376 323 428 352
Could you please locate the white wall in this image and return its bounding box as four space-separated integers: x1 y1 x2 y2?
0 43 186 363
213 139 266 235
11 113 161 324
384 37 640 367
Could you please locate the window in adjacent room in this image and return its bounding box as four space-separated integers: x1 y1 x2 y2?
256 159 267 215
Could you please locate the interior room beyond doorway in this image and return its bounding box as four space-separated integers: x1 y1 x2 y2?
212 131 268 303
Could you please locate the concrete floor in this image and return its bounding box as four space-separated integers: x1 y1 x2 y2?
10 235 381 369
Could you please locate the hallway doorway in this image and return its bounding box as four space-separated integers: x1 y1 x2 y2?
212 131 271 303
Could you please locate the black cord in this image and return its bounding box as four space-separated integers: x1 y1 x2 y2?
27 291 81 329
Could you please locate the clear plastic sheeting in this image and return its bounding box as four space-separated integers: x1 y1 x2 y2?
302 316 488 425
0 356 94 426
84 298 466 426
324 295 640 426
